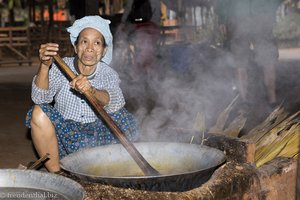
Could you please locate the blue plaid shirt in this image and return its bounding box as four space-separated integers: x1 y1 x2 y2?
31 57 125 123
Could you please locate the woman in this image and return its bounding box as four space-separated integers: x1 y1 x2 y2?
121 0 160 72
25 16 138 173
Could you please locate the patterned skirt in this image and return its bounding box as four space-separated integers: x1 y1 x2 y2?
25 104 138 159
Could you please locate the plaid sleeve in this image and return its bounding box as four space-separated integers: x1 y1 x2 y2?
105 83 125 113
96 66 125 113
31 76 53 104
31 64 63 104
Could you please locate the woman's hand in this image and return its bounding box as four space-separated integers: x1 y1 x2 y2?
39 43 59 67
69 74 93 94
70 74 109 105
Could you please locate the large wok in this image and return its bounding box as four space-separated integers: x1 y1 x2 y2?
0 169 85 200
60 142 226 192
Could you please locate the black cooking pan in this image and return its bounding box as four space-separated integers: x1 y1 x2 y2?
60 142 226 192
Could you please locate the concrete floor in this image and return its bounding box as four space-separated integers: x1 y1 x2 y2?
0 63 39 168
1 48 300 169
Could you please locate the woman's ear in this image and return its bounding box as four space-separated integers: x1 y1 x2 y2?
102 47 107 58
74 45 78 54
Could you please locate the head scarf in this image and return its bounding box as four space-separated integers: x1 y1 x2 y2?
67 15 113 65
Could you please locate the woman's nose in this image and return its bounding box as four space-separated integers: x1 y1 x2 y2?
86 43 94 51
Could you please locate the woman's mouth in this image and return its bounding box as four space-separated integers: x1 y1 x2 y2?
83 55 94 61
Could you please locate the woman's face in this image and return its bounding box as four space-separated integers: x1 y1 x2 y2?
75 28 106 67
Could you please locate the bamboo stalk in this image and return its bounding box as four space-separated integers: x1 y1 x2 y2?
209 95 239 134
255 122 300 167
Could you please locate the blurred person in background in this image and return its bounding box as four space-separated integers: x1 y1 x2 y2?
117 0 161 73
214 0 281 110
114 0 161 114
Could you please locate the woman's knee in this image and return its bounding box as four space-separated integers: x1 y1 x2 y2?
30 105 52 129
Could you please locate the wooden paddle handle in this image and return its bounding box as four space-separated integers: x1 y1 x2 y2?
53 55 160 176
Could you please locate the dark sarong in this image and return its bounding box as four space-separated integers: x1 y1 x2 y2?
25 104 138 159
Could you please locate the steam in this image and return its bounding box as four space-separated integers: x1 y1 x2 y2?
111 1 282 141
112 34 236 142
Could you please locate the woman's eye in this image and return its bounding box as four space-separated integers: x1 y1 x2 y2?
95 41 102 45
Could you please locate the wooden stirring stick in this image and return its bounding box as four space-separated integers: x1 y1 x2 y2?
53 55 160 176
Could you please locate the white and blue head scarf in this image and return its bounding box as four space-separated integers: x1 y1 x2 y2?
67 15 113 65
